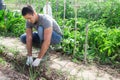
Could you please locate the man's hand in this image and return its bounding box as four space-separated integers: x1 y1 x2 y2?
32 58 42 67
26 56 33 66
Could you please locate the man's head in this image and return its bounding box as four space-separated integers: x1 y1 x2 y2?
22 5 38 24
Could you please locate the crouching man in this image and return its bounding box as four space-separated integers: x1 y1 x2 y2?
20 5 62 67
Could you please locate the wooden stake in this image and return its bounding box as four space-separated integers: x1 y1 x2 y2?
84 24 89 64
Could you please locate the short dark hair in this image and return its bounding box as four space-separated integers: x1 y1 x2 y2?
22 5 34 16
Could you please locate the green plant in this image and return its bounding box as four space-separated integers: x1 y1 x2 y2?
0 46 4 54
29 67 39 80
0 10 25 37
8 48 19 57
0 57 7 65
5 11 25 36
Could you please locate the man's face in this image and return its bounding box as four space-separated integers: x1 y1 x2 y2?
23 13 36 24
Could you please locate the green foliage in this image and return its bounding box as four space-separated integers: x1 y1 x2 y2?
78 0 120 28
91 28 120 63
0 10 25 36
0 45 5 54
0 57 7 65
61 18 120 64
0 10 6 32
78 2 103 20
61 18 87 60
50 0 75 19
103 1 120 28
59 0 120 64
99 29 120 62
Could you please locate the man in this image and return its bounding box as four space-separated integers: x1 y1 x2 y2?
20 5 62 67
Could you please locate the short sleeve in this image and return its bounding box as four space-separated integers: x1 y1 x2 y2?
42 15 52 29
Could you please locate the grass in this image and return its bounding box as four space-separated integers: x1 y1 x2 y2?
4 0 16 3
0 57 7 65
0 45 5 54
8 48 19 57
29 67 39 80
4 0 25 10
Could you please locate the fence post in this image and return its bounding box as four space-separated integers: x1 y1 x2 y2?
84 24 89 65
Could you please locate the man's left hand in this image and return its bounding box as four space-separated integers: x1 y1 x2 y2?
32 58 42 67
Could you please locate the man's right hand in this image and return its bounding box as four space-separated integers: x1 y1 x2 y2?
26 56 33 66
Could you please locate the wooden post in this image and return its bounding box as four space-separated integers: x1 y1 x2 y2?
46 0 48 14
73 0 79 56
55 0 58 18
64 0 66 20
62 0 66 29
84 24 89 64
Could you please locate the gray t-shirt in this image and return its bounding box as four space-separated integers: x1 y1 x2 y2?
26 14 62 35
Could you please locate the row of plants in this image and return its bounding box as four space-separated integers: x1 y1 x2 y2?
61 18 120 64
78 0 120 28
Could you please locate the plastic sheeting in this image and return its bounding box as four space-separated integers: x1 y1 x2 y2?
43 2 52 17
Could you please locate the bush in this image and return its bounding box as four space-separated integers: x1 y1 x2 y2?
61 18 120 64
0 10 25 37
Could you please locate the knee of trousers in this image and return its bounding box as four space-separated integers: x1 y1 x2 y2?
51 35 62 45
20 34 26 44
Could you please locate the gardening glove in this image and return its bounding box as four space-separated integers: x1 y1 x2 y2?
32 58 42 67
26 56 33 66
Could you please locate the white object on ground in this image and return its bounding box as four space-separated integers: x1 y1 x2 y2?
43 2 52 17
26 56 33 66
32 58 42 67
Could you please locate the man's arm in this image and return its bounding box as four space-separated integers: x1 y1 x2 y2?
38 27 52 58
26 28 33 56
